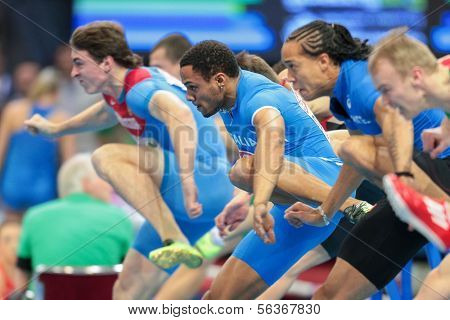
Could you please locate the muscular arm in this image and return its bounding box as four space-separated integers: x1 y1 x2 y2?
150 90 202 217
320 161 365 216
150 90 198 182
374 98 414 172
319 128 365 216
252 108 285 206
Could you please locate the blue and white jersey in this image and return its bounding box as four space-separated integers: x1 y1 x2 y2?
331 60 450 158
219 70 337 160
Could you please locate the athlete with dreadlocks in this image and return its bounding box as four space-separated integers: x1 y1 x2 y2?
179 40 371 299
281 20 450 299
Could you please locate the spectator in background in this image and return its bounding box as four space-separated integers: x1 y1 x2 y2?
14 153 133 296
0 51 13 113
149 33 191 80
10 61 40 100
0 67 75 222
0 221 21 299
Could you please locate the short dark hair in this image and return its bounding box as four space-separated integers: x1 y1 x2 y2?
180 40 240 81
286 20 372 64
70 21 142 68
235 51 279 84
151 34 192 64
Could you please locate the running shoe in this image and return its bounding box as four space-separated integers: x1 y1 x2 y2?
149 240 203 269
343 201 373 224
195 230 224 261
383 173 450 251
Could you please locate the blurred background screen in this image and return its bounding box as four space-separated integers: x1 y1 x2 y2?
72 0 449 63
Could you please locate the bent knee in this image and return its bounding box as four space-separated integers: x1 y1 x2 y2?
92 144 124 176
337 139 359 164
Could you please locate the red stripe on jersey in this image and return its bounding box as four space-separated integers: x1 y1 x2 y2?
103 68 152 137
441 56 450 69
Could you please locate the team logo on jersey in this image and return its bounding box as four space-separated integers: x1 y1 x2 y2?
346 95 352 109
232 134 257 148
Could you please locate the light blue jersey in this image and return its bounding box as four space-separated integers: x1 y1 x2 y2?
220 70 337 160
219 70 348 285
331 60 450 158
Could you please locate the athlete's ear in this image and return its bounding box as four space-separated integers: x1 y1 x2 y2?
317 53 331 71
100 56 114 73
215 73 226 88
411 66 424 88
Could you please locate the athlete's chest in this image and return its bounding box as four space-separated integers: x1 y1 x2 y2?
221 109 258 157
103 95 147 137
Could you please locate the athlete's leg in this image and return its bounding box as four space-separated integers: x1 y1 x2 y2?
203 257 269 299
313 258 377 299
205 203 342 299
113 248 169 299
313 199 428 299
339 136 450 200
92 143 188 243
415 254 450 300
257 245 330 300
229 157 361 210
154 263 209 300
258 215 357 300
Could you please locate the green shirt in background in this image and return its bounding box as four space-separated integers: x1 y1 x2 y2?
17 193 133 271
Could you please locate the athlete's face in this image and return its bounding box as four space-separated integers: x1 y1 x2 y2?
281 41 335 100
71 49 110 94
149 47 180 80
371 59 425 119
180 65 224 118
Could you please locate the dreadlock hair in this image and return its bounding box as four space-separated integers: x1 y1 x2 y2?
286 20 372 64
180 40 240 81
70 21 142 68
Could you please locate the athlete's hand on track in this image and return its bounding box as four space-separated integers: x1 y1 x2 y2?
253 202 275 244
284 201 329 227
215 192 250 237
24 114 59 138
182 178 203 219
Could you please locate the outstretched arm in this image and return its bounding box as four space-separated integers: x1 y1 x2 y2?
24 100 118 138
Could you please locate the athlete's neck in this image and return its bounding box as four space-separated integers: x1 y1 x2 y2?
323 64 340 96
221 73 240 111
102 66 129 98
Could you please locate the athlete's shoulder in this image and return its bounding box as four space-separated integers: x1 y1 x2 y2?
124 67 154 89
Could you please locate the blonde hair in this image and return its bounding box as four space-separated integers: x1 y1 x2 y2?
57 153 96 197
28 67 60 100
369 27 438 78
